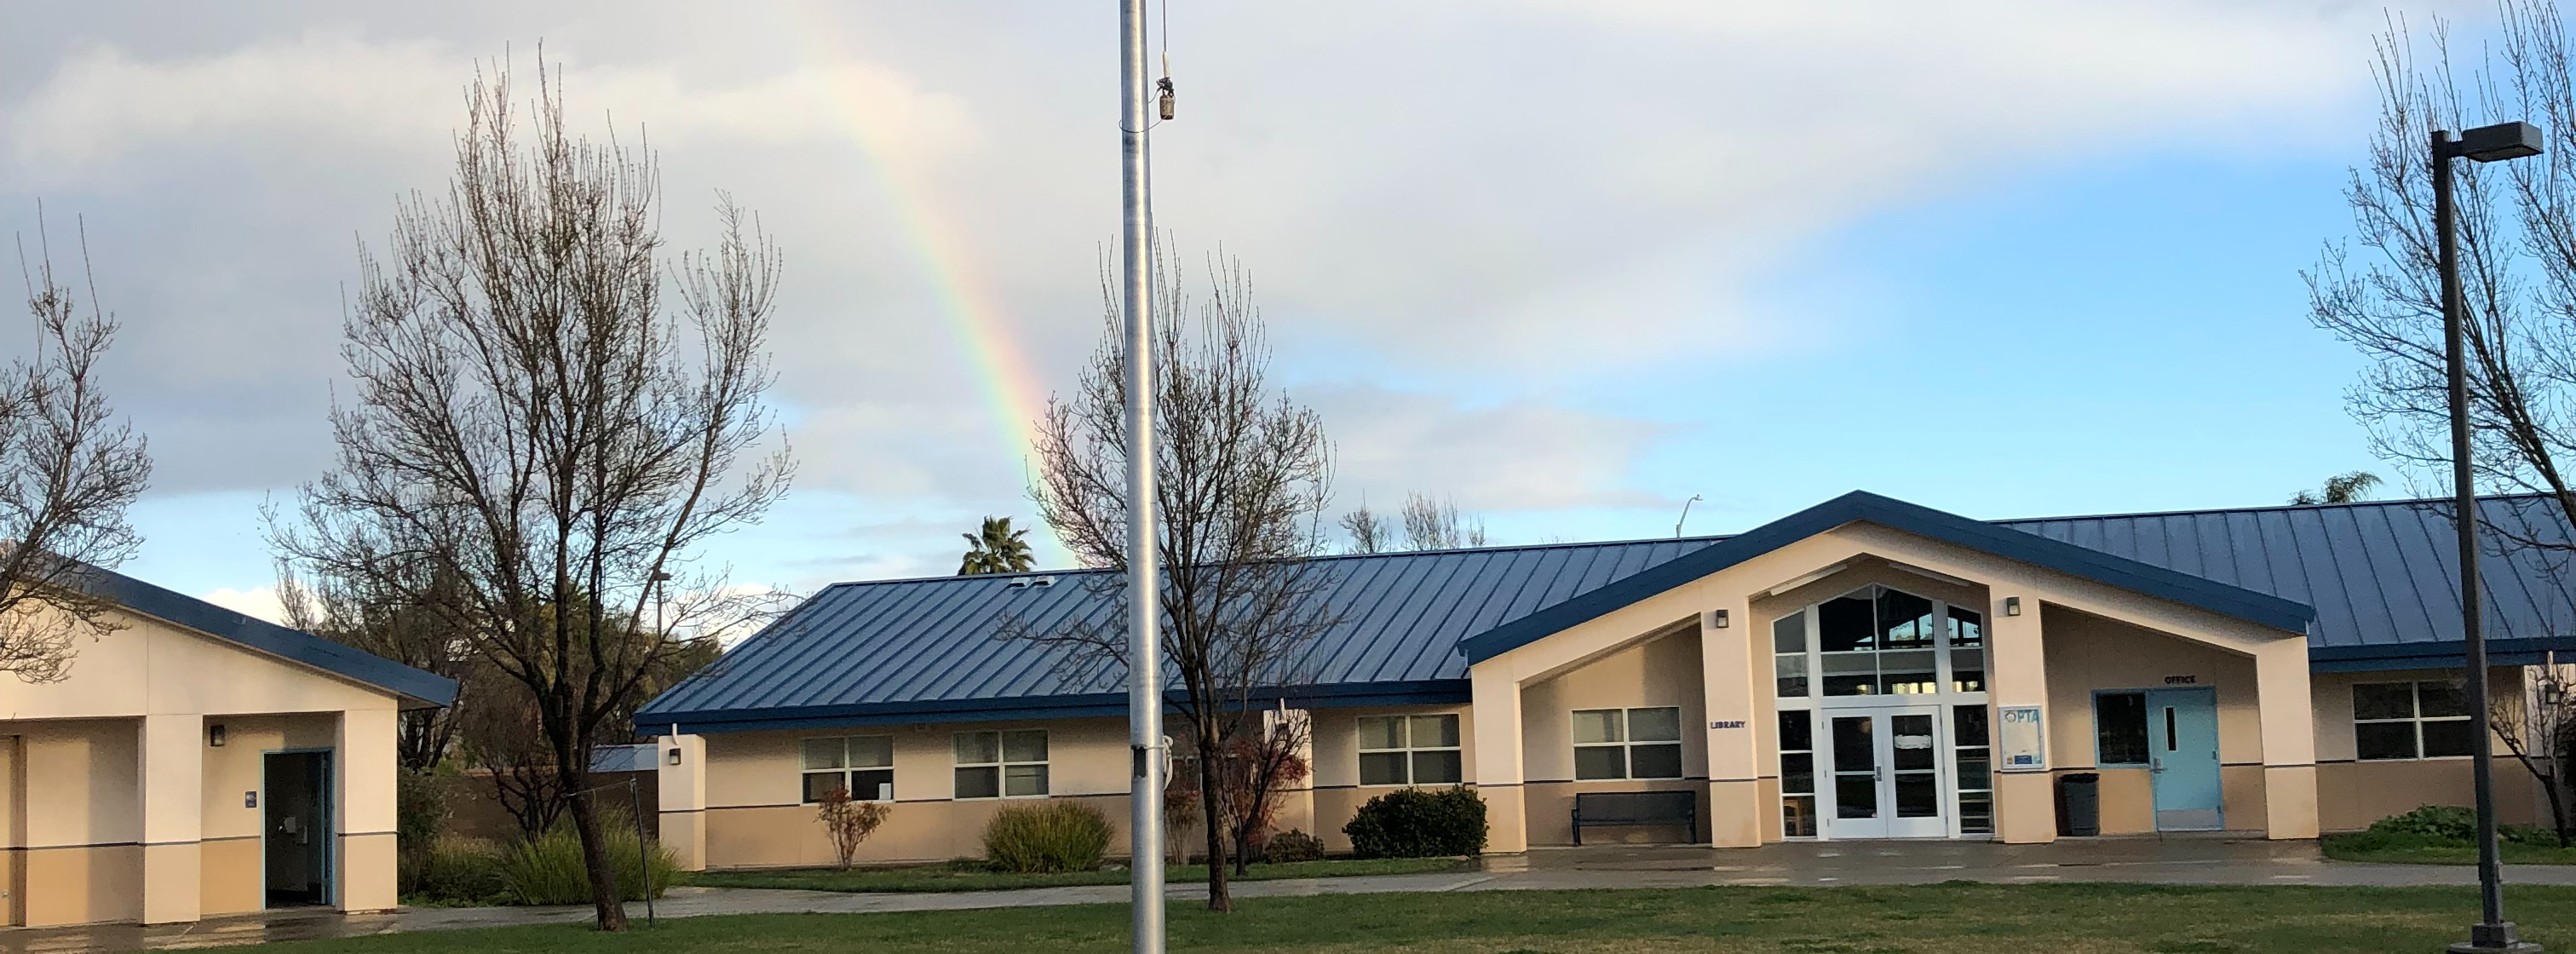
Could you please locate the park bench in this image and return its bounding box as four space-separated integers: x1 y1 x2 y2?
1571 790 1698 845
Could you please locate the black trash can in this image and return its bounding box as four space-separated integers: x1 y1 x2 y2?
2055 773 2101 837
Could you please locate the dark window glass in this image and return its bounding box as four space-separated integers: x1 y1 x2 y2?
2416 681 2469 718
1956 751 1990 791
1821 674 1878 697
2420 719 2476 758
2096 692 2149 765
1630 744 1684 779
1831 716 1875 772
1783 796 1818 836
1773 612 1807 653
1780 710 1814 752
1781 752 1815 795
2354 683 2418 721
1877 589 1935 648
1895 773 1939 818
1359 751 1409 786
955 766 1002 799
1574 746 1627 780
1890 714 1936 771
2355 721 2420 761
849 768 894 802
1953 704 1989 747
1835 775 1878 819
1412 750 1464 784
1818 596 1875 652
1958 791 1993 834
802 772 848 803
1947 606 1985 647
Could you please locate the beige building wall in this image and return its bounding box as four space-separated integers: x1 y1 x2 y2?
1308 704 1474 854
2038 606 2263 833
1516 629 1705 846
2309 667 2544 832
0 605 419 925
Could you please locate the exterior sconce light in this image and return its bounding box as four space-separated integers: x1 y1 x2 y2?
1712 609 1730 629
2004 596 2022 617
667 748 683 767
207 724 227 748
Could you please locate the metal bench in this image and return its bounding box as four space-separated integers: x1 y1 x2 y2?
1571 790 1698 845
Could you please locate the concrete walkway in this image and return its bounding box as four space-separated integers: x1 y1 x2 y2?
13 837 2576 953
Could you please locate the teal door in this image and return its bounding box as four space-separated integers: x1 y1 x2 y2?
2146 688 2221 830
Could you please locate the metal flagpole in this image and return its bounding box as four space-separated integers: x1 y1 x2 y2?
1119 0 1165 950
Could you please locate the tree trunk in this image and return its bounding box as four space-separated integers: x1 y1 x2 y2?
566 780 630 930
1197 737 1231 912
2555 744 2575 848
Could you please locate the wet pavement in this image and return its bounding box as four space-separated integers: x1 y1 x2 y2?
13 836 2576 953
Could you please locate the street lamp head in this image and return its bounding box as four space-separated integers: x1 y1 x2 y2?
2450 120 2546 163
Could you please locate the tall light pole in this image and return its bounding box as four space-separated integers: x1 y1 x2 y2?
2431 118 2544 954
1118 0 1165 951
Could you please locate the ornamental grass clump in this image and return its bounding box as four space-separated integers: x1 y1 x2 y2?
501 825 679 905
981 801 1113 873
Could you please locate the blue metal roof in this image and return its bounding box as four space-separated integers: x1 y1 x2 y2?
637 491 2576 733
80 564 459 707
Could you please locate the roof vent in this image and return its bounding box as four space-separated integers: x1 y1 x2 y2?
1004 575 1058 589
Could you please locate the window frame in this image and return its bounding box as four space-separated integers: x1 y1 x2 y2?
1355 713 1463 787
2352 680 2476 761
1571 705 1686 781
799 734 896 804
953 728 1051 799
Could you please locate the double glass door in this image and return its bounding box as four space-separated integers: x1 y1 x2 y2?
1822 706 1947 839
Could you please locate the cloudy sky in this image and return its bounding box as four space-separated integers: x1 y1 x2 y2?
0 1 2487 620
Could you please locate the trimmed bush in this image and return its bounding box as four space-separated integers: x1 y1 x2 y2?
501 825 680 905
983 802 1113 873
1264 828 1325 863
406 835 508 904
1343 786 1486 859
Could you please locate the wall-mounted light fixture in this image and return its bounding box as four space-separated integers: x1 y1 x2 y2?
2003 596 2022 617
667 748 683 767
1712 609 1730 629
207 724 227 748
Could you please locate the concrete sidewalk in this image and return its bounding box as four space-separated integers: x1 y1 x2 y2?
13 837 2576 953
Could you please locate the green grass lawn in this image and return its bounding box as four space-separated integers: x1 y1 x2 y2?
681 856 1476 893
2322 830 2576 865
237 882 2576 954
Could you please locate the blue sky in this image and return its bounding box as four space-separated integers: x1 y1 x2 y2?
0 2 2481 619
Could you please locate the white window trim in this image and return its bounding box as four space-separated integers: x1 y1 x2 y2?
954 729 1051 799
1355 713 1463 787
2353 681 2475 761
799 734 896 804
1773 589 1991 711
1571 706 1687 781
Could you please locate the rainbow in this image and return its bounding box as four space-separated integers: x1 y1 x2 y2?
766 3 1070 561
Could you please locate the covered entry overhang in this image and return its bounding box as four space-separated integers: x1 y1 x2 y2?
1455 491 2317 852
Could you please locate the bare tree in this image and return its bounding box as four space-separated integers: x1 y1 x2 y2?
1339 497 1390 554
270 59 791 931
2309 3 2576 829
0 213 152 682
1400 491 1486 550
275 558 474 770
1021 250 1337 912
2494 654 2576 845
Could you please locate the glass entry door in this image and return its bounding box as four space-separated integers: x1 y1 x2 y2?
1822 707 1948 839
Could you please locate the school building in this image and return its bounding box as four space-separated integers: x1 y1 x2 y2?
0 568 456 927
637 491 2573 869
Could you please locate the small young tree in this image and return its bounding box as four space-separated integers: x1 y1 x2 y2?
2493 657 2576 845
814 788 890 871
1220 708 1310 874
0 212 152 682
272 59 791 930
1399 492 1486 550
1339 499 1390 554
1021 250 1337 912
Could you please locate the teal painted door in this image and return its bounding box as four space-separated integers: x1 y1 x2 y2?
2146 688 2222 830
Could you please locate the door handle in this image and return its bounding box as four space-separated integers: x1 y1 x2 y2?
2150 759 2165 773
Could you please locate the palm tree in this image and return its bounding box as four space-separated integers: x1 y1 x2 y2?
2291 471 2382 505
957 516 1036 575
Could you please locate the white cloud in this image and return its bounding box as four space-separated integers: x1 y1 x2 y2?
199 585 288 625
1309 382 1678 512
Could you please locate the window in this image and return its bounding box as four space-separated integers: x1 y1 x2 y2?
1774 612 1809 698
2095 692 2149 766
1953 704 1992 834
1814 587 1941 696
1357 714 1463 786
955 729 1049 798
1946 606 1987 693
2355 681 2475 761
1573 706 1684 780
1779 710 1817 836
802 736 894 803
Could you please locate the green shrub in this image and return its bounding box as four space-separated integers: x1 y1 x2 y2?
501 824 679 905
1343 786 1486 859
982 802 1113 873
1264 828 1325 863
405 835 508 904
2367 805 2480 842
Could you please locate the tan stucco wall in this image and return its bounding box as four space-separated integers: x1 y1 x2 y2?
2041 606 2262 772
2310 667 2545 831
1512 629 1704 845
1308 704 1474 853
